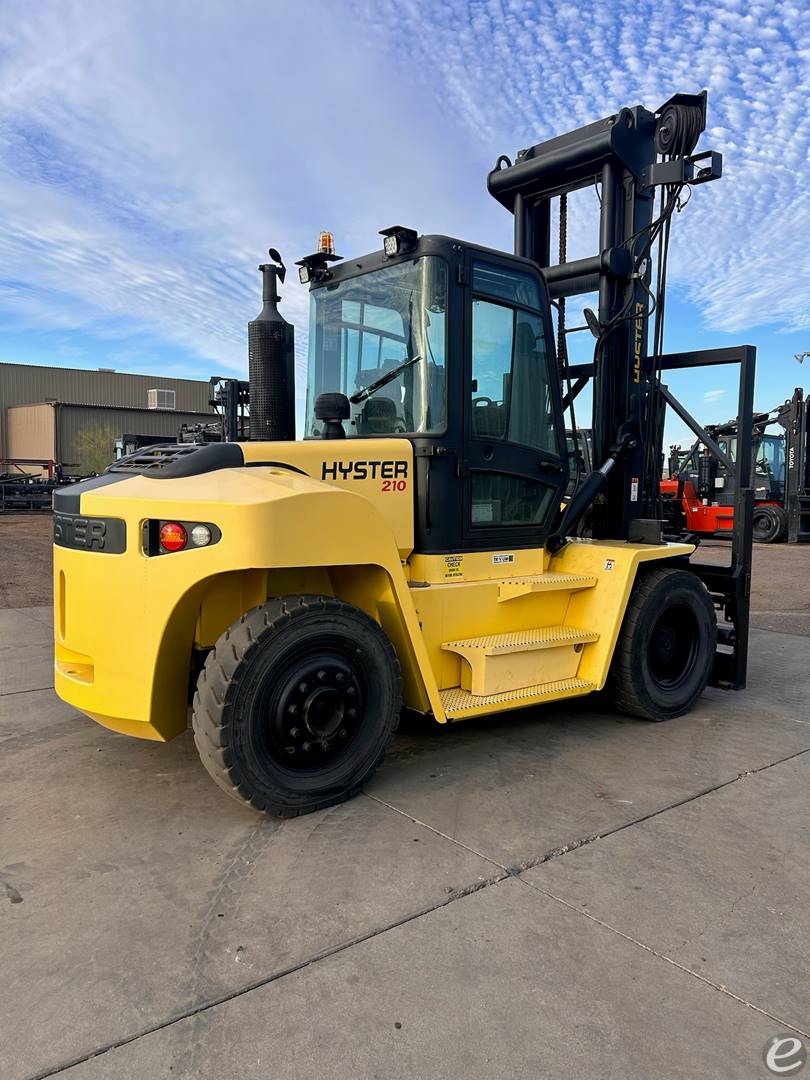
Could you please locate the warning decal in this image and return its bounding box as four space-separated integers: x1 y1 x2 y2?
443 555 464 579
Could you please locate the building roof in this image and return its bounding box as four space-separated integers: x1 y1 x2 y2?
0 360 212 386
10 401 214 416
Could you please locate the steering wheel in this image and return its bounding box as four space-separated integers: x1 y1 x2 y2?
472 396 495 407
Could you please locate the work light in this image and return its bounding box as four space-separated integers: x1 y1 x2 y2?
379 225 418 258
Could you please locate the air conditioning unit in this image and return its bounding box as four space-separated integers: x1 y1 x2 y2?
148 388 176 411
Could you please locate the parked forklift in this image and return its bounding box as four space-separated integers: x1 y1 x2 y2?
662 388 809 543
53 92 756 816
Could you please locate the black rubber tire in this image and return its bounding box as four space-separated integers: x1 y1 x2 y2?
774 504 789 541
192 595 402 816
752 504 786 544
607 567 716 721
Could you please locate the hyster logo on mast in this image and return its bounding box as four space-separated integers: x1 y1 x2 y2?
633 302 644 384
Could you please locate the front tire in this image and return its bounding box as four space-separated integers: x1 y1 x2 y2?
192 596 402 816
607 567 716 721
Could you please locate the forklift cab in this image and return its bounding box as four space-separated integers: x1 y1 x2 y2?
303 234 569 554
679 432 787 502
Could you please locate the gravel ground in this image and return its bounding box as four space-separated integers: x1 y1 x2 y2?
696 538 810 637
0 512 54 609
0 514 808 635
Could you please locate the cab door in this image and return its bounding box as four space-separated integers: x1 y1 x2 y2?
461 256 568 548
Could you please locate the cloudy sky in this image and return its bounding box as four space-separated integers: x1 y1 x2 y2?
1 0 809 442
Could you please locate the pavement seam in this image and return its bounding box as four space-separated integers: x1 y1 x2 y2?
23 746 810 1078
0 685 54 697
517 874 810 1040
24 872 509 1080
369 744 810 880
364 792 511 872
513 743 810 874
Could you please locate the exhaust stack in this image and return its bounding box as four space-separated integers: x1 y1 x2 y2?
248 249 295 441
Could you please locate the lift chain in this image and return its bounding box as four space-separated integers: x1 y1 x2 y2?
557 193 568 372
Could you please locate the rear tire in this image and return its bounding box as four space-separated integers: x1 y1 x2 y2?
752 504 786 543
607 567 716 721
192 595 402 816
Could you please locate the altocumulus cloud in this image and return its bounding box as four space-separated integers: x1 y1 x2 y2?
0 1 444 375
1 0 809 379
365 0 810 334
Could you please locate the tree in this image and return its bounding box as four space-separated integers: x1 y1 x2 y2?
71 422 119 475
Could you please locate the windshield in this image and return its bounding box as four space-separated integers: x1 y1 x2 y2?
305 256 447 438
717 433 785 484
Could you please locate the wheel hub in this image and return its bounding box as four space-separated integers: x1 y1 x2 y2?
654 626 677 666
303 686 344 739
648 604 698 689
263 655 363 770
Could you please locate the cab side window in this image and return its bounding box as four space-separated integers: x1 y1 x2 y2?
471 300 510 439
470 263 557 454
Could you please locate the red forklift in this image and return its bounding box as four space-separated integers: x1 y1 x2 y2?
661 387 809 543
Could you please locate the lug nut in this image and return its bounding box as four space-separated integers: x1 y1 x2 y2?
347 707 357 719
317 670 326 681
346 687 356 698
339 728 347 739
302 741 313 752
335 672 345 683
298 682 308 693
290 727 301 738
288 704 298 716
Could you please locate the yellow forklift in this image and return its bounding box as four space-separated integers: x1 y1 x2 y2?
53 92 756 816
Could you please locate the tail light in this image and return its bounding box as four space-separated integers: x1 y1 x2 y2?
160 522 187 552
143 520 221 556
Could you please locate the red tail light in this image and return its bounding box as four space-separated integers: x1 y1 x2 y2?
159 522 187 552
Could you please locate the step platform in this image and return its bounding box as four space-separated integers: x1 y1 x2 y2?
496 571 597 602
439 676 597 719
441 625 599 697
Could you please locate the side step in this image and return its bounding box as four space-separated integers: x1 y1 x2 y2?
442 625 599 696
497 571 597 602
440 677 597 719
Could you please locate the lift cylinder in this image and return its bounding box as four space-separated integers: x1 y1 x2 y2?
248 263 295 441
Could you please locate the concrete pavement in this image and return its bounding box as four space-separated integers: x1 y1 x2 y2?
2 606 808 1079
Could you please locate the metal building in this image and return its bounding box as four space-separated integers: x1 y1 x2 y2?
0 362 215 475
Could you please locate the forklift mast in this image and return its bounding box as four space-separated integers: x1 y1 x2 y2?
489 93 756 687
778 387 810 542
488 93 720 541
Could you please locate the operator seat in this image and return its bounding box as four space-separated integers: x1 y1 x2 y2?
358 397 403 435
471 398 505 437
